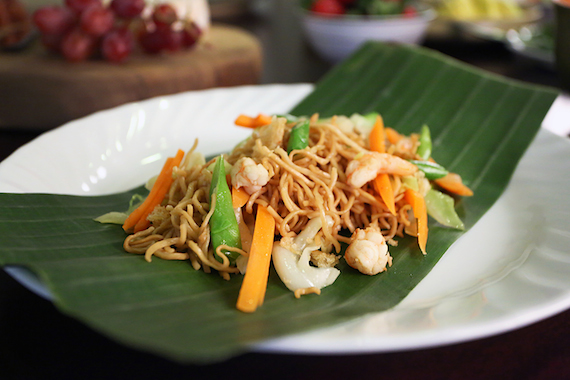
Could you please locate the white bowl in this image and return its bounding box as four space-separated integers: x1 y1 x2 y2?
301 6 436 63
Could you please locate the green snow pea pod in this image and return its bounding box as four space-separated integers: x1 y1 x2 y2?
275 114 299 123
209 156 241 264
409 160 448 180
416 124 432 161
360 112 380 126
287 120 310 154
424 189 465 230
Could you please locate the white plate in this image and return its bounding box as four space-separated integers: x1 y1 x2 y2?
1 84 570 355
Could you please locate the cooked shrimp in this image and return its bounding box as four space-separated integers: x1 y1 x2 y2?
345 226 392 275
346 152 417 188
230 157 270 194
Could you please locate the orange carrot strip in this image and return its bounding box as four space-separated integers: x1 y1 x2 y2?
373 175 396 215
404 189 428 255
234 113 272 129
132 177 172 232
123 157 173 231
133 149 185 232
385 127 402 145
369 115 386 153
232 186 250 209
123 149 185 232
234 114 256 128
236 205 275 313
253 113 272 127
435 173 474 197
368 115 396 215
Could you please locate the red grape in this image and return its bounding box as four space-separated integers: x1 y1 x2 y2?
139 28 166 54
181 22 201 48
64 0 102 15
139 23 185 54
101 27 134 62
40 32 63 52
160 24 183 52
32 6 75 35
80 5 114 37
34 0 202 62
60 28 95 61
310 0 345 15
110 0 145 19
152 3 177 26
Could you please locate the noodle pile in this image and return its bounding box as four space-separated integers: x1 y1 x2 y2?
123 115 426 278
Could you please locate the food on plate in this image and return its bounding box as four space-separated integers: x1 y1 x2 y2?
437 0 524 20
303 0 420 17
32 0 202 62
98 113 472 312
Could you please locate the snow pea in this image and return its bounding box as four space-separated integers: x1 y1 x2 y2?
409 160 448 180
209 156 241 264
424 189 465 230
416 124 432 161
287 120 310 154
275 114 299 123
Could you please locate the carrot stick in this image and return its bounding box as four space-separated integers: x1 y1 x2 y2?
123 157 173 231
385 127 402 145
404 189 428 255
234 113 272 129
373 175 396 215
368 115 396 215
254 113 272 127
123 149 185 232
232 186 250 209
435 173 474 197
236 205 275 313
234 114 256 128
369 115 386 153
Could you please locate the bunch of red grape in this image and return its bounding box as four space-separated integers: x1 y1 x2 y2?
32 0 202 63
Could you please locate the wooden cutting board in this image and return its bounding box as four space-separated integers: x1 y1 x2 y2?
0 24 262 130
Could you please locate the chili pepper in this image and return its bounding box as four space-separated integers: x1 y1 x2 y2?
287 120 310 154
209 156 241 264
409 160 448 180
416 124 432 161
424 189 465 230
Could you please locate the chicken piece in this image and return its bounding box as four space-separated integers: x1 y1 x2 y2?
345 226 392 275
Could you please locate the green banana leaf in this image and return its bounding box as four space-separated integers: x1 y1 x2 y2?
0 42 558 363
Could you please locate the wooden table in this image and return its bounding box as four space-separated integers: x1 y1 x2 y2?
1 1 569 378
0 24 262 129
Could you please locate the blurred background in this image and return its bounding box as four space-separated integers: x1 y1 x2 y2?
0 0 562 131
1 0 560 83
3 0 564 131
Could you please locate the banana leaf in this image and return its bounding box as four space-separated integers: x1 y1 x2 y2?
0 42 558 363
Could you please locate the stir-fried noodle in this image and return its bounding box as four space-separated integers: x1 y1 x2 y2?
123 115 434 280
